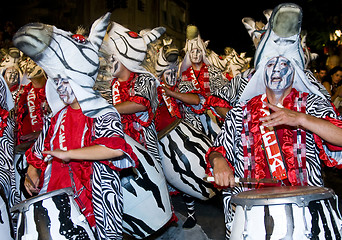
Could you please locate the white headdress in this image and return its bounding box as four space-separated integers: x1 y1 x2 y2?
179 25 210 75
240 3 325 103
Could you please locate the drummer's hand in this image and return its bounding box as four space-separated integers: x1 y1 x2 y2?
43 149 71 163
20 131 41 141
259 102 304 128
25 165 40 196
210 153 235 188
162 85 174 97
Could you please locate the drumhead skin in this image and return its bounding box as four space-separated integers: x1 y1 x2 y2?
231 186 335 209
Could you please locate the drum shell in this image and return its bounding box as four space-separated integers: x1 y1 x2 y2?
11 188 96 240
121 135 172 239
230 186 342 240
159 119 217 200
0 191 13 240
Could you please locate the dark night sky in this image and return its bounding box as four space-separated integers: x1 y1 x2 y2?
1 0 341 62
188 0 342 59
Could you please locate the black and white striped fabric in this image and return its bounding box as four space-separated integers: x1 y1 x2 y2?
0 75 20 238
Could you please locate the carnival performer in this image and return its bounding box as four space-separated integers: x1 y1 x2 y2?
163 25 227 141
14 13 138 239
100 22 165 164
205 3 342 239
0 74 21 239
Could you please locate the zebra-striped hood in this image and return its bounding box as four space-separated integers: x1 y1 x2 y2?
101 22 165 82
13 13 115 118
240 3 325 103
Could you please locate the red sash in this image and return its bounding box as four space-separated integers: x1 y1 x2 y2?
259 94 287 181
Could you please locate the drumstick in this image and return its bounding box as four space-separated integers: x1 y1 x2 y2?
25 173 39 191
204 176 279 184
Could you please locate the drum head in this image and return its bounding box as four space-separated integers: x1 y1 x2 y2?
231 186 335 209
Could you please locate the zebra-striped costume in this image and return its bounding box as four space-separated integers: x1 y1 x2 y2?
208 90 342 239
26 108 137 240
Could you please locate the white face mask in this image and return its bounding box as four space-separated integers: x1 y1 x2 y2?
163 67 178 86
54 78 76 105
264 56 294 92
189 48 203 64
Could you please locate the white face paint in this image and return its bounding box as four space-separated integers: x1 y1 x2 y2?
264 56 294 92
110 55 124 78
189 48 203 64
54 78 76 105
162 67 178 86
4 67 19 88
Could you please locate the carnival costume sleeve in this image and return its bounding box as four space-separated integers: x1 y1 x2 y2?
306 94 342 168
205 106 245 177
91 111 138 170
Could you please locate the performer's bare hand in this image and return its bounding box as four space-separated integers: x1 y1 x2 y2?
25 165 40 196
209 152 235 188
43 149 71 162
259 102 304 128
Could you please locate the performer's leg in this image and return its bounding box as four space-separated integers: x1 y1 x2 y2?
182 193 197 228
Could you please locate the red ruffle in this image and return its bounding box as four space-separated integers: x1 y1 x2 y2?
207 95 232 120
0 107 9 137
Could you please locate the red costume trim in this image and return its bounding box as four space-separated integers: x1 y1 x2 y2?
0 107 9 137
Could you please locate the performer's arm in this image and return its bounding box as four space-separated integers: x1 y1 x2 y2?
162 86 200 105
260 102 342 146
114 101 147 114
43 144 124 162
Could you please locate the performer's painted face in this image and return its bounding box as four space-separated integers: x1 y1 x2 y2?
109 55 124 78
264 56 294 91
163 67 178 86
189 48 203 64
54 78 76 105
4 67 19 88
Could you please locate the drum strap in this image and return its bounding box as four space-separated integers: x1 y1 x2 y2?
259 94 287 181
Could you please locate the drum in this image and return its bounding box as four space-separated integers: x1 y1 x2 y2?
11 188 96 240
14 141 34 201
230 186 342 240
158 119 217 200
121 134 172 239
